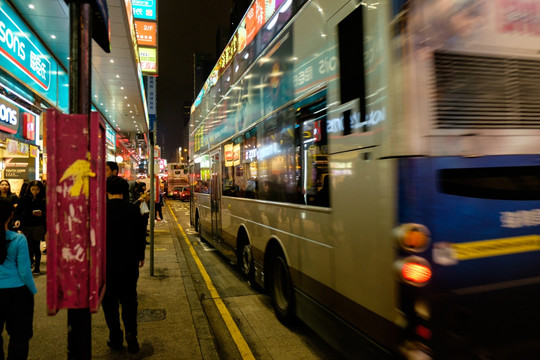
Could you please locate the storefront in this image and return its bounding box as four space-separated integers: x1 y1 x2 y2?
0 91 42 194
0 0 69 191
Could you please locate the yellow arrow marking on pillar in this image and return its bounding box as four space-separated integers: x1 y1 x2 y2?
59 155 96 198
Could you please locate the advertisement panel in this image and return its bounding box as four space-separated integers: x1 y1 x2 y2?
134 20 157 46
245 0 266 45
132 0 156 20
139 47 157 74
146 75 156 115
4 157 28 179
23 113 35 140
105 123 116 153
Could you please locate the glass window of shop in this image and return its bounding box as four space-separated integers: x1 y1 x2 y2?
0 94 42 196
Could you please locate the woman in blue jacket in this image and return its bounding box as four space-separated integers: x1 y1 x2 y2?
0 198 37 359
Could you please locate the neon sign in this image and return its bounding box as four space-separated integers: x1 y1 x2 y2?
0 95 18 134
132 0 156 21
0 5 51 91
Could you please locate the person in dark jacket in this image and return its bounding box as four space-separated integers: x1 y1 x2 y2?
13 180 46 274
0 180 19 231
102 176 146 354
0 180 18 207
133 182 150 238
105 161 119 178
155 189 164 221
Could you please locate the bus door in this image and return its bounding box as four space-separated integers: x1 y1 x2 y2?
210 150 222 243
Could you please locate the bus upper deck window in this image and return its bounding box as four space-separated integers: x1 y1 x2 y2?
338 5 366 107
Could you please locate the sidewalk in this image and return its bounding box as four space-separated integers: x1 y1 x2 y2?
6 210 211 359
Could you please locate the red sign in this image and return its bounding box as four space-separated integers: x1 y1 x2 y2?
23 113 35 140
246 0 265 45
134 20 157 46
46 111 106 313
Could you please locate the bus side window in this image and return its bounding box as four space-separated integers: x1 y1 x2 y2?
257 110 297 203
338 4 366 130
296 93 330 207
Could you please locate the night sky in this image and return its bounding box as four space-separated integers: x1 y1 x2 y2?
156 0 234 162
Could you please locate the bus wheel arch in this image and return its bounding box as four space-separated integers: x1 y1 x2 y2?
195 209 201 234
236 226 254 284
265 239 296 325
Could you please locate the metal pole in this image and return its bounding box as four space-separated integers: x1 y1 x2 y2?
149 130 155 276
67 1 92 359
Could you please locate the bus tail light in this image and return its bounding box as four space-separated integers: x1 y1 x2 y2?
394 224 431 253
416 324 432 340
396 256 432 286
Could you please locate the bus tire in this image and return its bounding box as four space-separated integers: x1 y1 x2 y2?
239 240 254 284
269 249 295 325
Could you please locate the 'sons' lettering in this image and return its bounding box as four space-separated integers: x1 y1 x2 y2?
0 21 26 61
0 104 17 125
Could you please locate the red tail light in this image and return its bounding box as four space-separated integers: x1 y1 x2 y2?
396 256 432 286
415 324 432 340
402 262 431 284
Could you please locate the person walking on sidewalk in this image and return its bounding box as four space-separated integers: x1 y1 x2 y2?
155 188 164 221
0 198 37 360
103 176 146 354
13 181 46 274
133 182 150 243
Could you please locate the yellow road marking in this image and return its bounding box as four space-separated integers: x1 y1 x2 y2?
166 202 255 360
452 235 540 260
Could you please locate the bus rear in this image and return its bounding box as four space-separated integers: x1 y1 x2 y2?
397 156 540 357
394 1 540 357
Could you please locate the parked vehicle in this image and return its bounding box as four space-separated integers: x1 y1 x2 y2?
172 186 190 201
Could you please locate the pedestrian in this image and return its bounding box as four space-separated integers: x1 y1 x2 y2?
105 161 119 178
155 188 164 221
105 161 131 201
18 182 28 199
13 181 46 274
102 176 146 354
0 180 19 207
133 182 150 237
0 198 37 360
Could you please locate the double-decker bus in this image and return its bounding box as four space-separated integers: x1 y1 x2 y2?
166 162 189 197
188 0 540 358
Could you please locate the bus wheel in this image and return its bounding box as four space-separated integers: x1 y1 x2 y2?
239 242 254 283
269 250 295 325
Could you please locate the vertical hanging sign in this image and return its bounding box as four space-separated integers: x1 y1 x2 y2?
146 76 157 130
